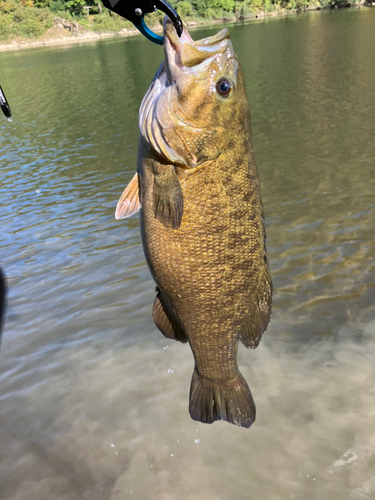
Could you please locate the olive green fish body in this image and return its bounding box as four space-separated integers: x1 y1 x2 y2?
117 20 272 428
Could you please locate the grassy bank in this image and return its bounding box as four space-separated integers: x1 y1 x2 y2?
0 0 369 43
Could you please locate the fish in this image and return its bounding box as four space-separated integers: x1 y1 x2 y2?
116 19 272 428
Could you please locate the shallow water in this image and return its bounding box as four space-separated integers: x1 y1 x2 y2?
1 8 375 500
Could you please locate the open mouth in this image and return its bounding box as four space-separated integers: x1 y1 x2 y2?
163 17 231 76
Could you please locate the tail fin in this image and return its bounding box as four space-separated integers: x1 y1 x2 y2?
189 370 256 428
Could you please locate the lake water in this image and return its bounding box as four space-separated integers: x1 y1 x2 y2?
1 7 375 500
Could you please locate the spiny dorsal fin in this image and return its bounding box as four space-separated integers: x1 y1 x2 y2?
115 173 141 220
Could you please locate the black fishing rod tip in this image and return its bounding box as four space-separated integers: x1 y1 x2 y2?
1 103 12 119
0 85 12 120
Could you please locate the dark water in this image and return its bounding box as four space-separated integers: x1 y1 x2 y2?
1 8 375 500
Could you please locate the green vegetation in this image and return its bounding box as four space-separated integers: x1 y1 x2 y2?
0 0 53 40
0 0 367 42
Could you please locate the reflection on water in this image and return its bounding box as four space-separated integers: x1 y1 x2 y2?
0 8 375 500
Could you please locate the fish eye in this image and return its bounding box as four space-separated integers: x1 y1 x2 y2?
216 78 233 98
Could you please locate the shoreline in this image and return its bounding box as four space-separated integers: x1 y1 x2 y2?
0 26 142 52
0 5 369 52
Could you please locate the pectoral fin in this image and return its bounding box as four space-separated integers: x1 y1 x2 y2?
115 173 141 220
239 268 273 349
153 167 183 229
153 288 187 343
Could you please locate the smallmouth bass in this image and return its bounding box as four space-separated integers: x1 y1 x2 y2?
116 19 272 428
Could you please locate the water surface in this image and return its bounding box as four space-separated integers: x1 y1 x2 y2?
0 8 375 500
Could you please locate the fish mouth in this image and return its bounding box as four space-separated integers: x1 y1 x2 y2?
163 17 232 84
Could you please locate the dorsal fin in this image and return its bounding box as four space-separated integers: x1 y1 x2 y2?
115 173 141 220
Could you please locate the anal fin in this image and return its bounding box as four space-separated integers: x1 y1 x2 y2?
152 288 187 343
240 268 273 349
115 172 141 220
